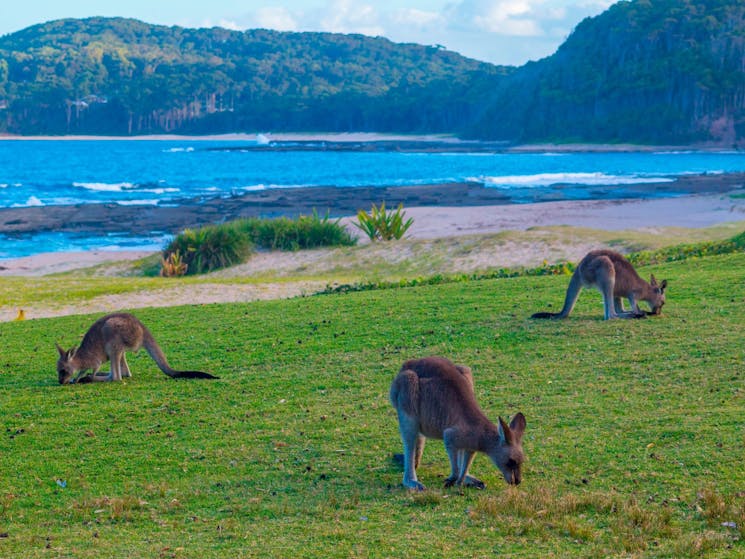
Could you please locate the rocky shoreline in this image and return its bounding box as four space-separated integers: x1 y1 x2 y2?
0 173 743 237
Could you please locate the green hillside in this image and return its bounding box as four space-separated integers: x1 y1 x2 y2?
0 18 505 135
467 0 745 145
1 0 744 143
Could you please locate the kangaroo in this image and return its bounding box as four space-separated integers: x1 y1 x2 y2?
56 312 218 384
531 249 667 320
389 356 526 490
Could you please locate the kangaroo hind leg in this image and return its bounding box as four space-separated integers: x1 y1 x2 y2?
594 257 618 320
397 410 425 490
120 353 132 378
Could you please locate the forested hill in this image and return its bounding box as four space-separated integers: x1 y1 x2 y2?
0 18 507 135
1 1 744 144
466 0 745 145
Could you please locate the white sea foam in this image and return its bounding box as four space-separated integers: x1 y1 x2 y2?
116 200 161 206
73 181 138 192
11 196 44 207
475 172 674 188
72 182 178 194
239 183 313 192
163 147 195 153
146 188 179 194
256 133 271 145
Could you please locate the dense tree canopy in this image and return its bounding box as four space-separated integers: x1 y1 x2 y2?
0 18 506 135
466 0 745 145
1 1 744 144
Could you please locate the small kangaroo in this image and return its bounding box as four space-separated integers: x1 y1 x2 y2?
389 356 526 490
56 312 218 384
531 249 667 320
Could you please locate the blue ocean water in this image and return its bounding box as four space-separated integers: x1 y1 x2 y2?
1 139 744 258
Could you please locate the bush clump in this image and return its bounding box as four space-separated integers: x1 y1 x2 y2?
162 211 356 275
164 224 253 275
236 210 356 251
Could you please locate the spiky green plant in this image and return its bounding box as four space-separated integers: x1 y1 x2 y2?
353 202 414 241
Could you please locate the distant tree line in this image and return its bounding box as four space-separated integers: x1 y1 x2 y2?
1 0 744 145
0 18 506 136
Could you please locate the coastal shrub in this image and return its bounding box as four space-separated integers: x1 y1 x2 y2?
353 202 414 241
236 210 356 250
627 229 745 267
159 250 188 277
161 213 356 275
164 225 253 275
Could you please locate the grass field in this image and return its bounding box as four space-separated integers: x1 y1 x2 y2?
0 251 743 558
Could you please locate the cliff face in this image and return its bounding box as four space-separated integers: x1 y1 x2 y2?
467 0 745 145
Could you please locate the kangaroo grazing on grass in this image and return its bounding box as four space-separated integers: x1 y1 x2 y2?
56 313 218 384
390 356 526 490
531 249 667 320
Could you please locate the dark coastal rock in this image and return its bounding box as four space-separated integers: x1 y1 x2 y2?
0 173 742 237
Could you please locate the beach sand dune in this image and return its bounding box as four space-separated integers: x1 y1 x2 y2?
1 189 743 322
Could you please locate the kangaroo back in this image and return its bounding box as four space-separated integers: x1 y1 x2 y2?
142 329 218 380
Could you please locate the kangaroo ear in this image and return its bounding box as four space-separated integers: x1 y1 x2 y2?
509 412 526 442
498 416 514 445
660 279 668 292
650 274 658 286
67 346 78 359
55 343 66 358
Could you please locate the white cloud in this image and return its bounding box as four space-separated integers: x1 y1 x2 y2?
216 19 241 31
206 0 613 65
445 0 542 36
319 0 385 36
254 7 299 31
392 8 444 28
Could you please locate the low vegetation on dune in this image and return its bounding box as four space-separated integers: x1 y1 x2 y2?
161 212 357 275
0 240 743 557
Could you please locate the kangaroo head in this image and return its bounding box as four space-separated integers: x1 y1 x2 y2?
647 275 668 315
491 412 527 485
55 343 79 385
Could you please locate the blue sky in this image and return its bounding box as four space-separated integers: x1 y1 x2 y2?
0 0 615 66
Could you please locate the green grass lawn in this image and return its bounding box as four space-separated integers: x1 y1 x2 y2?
0 252 743 558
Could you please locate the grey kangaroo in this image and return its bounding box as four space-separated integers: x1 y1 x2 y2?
389 356 526 490
56 312 218 384
531 249 667 320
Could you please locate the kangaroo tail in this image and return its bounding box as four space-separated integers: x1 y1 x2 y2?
170 370 220 379
530 311 560 319
143 331 219 380
531 269 583 320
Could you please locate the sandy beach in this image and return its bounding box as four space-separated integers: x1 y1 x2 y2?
2 190 744 276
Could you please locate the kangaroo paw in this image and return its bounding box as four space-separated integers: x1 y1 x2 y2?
463 475 486 489
403 479 426 491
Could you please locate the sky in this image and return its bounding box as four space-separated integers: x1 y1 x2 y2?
0 0 617 66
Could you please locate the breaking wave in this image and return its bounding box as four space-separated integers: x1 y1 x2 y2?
72 182 178 194
475 172 674 188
